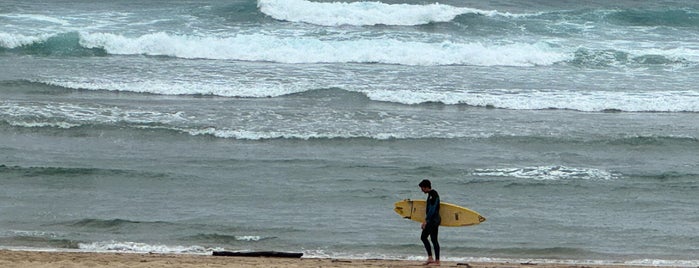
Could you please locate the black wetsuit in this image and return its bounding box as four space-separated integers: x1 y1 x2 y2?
421 189 441 260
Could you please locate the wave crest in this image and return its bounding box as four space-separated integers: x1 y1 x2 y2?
11 31 695 68
257 0 510 26
0 32 49 49
77 31 565 66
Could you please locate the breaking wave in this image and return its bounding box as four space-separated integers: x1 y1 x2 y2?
257 0 520 26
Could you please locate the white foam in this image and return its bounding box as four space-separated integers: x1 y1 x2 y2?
300 252 699 267
78 31 567 66
363 89 699 112
78 241 223 254
183 126 411 140
0 32 50 48
441 256 699 267
184 127 337 140
235 236 263 241
25 79 699 113
42 78 311 97
30 79 699 113
472 166 620 181
7 121 79 129
7 30 696 68
2 230 61 238
625 258 699 266
257 0 513 26
0 100 186 128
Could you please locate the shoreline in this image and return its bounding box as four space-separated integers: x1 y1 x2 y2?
1 250 696 268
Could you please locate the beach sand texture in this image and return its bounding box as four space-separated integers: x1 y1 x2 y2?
0 250 680 268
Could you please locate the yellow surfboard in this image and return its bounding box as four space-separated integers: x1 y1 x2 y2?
394 199 486 227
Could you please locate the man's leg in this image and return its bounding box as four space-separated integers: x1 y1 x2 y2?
431 226 440 261
421 227 433 258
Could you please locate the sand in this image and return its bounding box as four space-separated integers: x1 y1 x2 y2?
0 250 685 268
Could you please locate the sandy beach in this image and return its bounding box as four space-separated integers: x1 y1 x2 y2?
0 250 687 268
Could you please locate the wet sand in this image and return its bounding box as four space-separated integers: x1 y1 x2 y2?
0 250 680 268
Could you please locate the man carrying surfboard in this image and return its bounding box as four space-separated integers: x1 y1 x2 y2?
419 179 441 266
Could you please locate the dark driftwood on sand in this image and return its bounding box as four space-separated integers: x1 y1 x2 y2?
212 251 303 258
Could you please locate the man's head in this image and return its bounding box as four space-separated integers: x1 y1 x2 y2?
419 179 432 193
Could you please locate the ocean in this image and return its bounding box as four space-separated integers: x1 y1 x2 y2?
1 0 698 265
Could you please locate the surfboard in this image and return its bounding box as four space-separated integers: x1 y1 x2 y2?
393 199 486 227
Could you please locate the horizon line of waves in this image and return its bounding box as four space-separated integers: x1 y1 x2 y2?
77 241 223 254
471 166 621 181
256 0 526 26
364 89 699 112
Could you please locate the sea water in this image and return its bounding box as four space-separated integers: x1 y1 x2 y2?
1 0 698 265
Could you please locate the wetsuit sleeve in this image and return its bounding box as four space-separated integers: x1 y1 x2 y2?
425 190 440 224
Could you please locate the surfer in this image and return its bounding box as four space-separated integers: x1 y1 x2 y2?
419 179 440 265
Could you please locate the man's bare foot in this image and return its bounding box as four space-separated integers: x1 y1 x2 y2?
423 259 440 265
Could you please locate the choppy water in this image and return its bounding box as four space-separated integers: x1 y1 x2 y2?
1 0 698 265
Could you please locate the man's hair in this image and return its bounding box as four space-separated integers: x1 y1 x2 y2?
419 179 431 188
